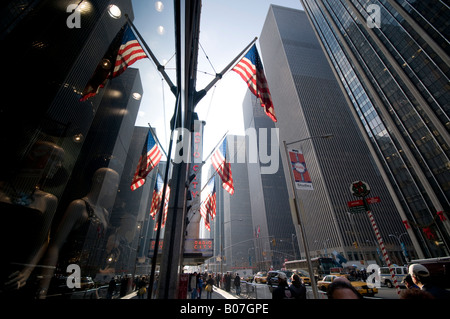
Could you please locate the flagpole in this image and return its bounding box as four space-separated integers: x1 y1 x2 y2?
148 123 168 159
194 36 258 105
125 14 177 96
147 92 181 299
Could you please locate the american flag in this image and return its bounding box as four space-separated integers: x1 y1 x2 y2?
153 185 170 231
130 130 162 191
211 138 234 195
232 44 277 122
149 174 164 218
200 178 216 231
80 23 147 101
112 23 147 77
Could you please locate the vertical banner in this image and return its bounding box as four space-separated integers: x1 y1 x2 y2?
288 148 313 190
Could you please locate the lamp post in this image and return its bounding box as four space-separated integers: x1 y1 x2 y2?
283 134 333 299
220 219 243 276
389 232 410 264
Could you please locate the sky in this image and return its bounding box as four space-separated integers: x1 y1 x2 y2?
130 0 304 157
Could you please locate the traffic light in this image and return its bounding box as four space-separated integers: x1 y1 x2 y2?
272 238 276 246
353 241 358 248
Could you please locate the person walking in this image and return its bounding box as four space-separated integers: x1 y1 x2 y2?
289 274 306 299
272 272 293 299
106 277 116 299
189 272 198 299
197 274 204 299
206 274 215 299
234 273 241 296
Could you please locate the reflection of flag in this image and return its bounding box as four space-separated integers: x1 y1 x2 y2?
153 186 170 231
288 149 313 190
149 174 164 218
200 178 216 232
332 251 347 265
80 23 146 101
112 23 147 77
211 139 234 195
130 130 162 191
232 44 277 122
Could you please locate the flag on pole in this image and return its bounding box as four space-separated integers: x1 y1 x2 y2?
80 23 147 101
211 138 234 195
130 129 162 191
232 44 277 122
200 178 216 231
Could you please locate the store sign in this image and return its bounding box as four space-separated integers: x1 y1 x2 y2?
148 238 214 257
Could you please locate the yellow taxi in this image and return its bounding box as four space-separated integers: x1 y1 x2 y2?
317 275 378 297
294 270 311 286
254 271 268 283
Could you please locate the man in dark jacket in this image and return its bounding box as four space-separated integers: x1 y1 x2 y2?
272 272 293 299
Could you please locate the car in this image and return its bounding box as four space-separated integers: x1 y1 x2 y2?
266 270 294 287
378 266 407 288
254 271 268 283
317 275 378 297
80 276 95 290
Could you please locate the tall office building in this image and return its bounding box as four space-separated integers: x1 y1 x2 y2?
300 0 450 258
242 93 301 269
259 5 414 265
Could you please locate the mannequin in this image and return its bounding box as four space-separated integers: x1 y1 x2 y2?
37 167 119 298
0 141 64 294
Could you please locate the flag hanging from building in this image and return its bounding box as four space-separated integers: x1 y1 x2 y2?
211 138 234 195
80 23 147 101
232 44 277 122
130 129 162 191
200 178 217 231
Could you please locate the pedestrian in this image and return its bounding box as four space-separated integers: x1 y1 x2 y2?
225 272 231 292
197 274 203 299
400 288 434 299
189 272 198 299
409 263 450 299
289 274 306 299
326 277 363 299
272 272 294 299
206 274 215 299
234 273 241 296
106 277 116 299
402 274 419 289
137 276 147 299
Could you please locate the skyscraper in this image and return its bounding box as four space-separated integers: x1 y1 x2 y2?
300 0 449 257
259 5 414 265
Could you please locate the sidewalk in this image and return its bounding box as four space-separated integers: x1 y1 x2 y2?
124 285 240 300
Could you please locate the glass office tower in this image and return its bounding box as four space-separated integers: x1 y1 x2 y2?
300 0 449 257
259 5 413 265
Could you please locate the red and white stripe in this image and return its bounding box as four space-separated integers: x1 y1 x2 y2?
211 151 234 195
233 58 277 122
113 40 147 77
367 210 401 294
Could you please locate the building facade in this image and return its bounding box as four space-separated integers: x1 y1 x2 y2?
0 0 157 298
259 5 415 265
300 0 450 258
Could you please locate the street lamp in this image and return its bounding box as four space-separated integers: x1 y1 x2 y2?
283 133 333 299
389 232 410 264
220 219 243 275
